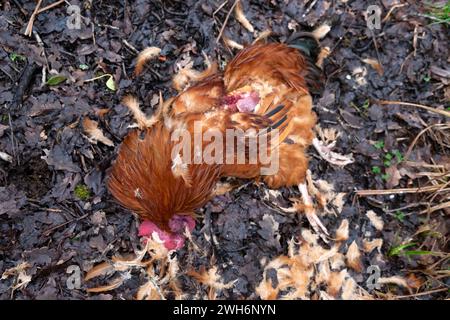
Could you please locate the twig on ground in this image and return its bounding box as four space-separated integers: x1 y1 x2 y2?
394 287 448 299
303 0 319 17
377 100 450 118
37 0 65 14
122 39 139 54
32 30 49 86
382 3 408 23
11 0 28 16
213 0 229 16
24 0 43 37
216 0 239 44
356 184 450 196
24 0 67 36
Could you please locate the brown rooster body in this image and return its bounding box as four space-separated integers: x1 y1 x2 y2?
108 37 324 249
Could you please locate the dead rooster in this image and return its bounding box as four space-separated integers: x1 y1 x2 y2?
108 34 335 250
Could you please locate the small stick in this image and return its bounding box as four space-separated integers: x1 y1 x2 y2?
32 30 49 86
11 0 28 16
213 0 228 16
24 0 67 36
303 0 319 17
394 287 447 299
420 201 450 214
382 3 408 23
356 184 449 196
369 29 383 74
377 99 450 118
403 124 448 161
122 39 139 54
216 0 239 44
37 0 65 14
24 0 43 37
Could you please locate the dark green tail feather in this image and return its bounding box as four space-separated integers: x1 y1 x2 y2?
287 32 324 95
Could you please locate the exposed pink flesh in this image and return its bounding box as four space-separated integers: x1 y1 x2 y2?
236 91 260 113
224 91 260 113
138 215 196 250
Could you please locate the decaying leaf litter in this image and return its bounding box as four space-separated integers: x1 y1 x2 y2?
0 0 448 300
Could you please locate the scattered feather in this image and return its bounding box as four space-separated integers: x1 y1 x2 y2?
346 241 363 272
312 24 331 40
366 210 384 231
223 36 244 50
327 270 347 297
0 151 13 163
136 279 164 300
341 277 357 300
335 219 349 241
84 262 115 281
316 47 330 68
135 47 161 76
235 0 254 32
255 278 279 300
187 266 236 290
253 29 272 44
86 277 124 293
122 95 158 129
312 137 354 167
82 118 114 147
329 252 346 270
363 238 383 254
172 56 218 91
378 276 411 290
332 193 346 214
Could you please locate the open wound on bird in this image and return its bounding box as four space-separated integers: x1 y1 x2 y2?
223 85 261 113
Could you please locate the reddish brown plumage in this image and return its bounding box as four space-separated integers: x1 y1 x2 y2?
108 121 222 231
108 40 323 233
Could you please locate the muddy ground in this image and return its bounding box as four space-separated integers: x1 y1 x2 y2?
0 0 448 300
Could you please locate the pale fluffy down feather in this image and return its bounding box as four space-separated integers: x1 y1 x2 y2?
82 118 114 147
366 210 384 231
335 219 349 241
346 241 363 273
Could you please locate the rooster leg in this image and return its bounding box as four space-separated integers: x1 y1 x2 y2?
312 137 354 167
298 182 329 242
